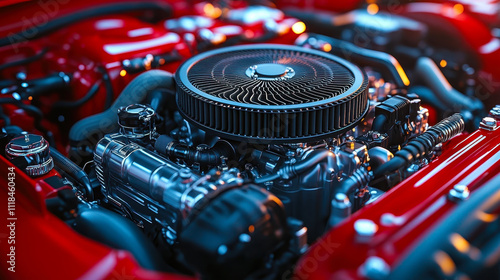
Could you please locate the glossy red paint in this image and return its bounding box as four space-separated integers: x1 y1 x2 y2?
274 0 365 13
396 2 500 106
295 123 500 279
0 154 194 280
0 0 301 147
1 1 499 279
0 2 302 279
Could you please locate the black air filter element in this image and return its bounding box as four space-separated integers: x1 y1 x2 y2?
176 44 368 143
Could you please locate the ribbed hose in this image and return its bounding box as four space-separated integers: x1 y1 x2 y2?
373 113 465 178
337 168 372 195
50 147 94 201
69 70 174 161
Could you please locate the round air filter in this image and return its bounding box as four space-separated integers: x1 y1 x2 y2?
176 44 368 143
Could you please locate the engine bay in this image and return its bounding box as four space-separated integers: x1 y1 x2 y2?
1 1 500 279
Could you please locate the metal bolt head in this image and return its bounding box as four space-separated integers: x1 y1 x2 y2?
490 107 500 118
483 117 496 126
360 256 391 280
480 117 497 130
354 219 378 238
380 213 405 226
332 193 351 209
448 184 469 202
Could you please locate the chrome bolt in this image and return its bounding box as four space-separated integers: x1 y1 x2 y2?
406 163 419 173
380 213 405 226
360 256 390 280
480 117 497 130
448 184 469 202
333 193 350 208
354 219 378 242
490 106 500 118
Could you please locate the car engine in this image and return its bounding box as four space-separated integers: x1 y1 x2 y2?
1 1 500 279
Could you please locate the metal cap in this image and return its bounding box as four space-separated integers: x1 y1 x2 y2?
5 134 53 177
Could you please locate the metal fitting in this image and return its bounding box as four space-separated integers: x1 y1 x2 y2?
360 256 391 280
480 117 497 131
328 193 352 227
448 184 469 202
354 219 378 243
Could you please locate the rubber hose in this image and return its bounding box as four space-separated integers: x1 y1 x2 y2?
295 34 409 88
69 70 174 145
255 149 336 183
155 135 235 166
409 85 449 112
0 48 47 71
52 80 100 109
50 147 94 201
337 168 372 195
415 57 483 113
0 2 172 48
73 207 168 272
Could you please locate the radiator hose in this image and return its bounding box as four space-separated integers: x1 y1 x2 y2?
72 207 168 272
69 70 174 162
415 57 483 113
50 147 94 201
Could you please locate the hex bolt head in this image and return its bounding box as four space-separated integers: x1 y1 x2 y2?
360 256 391 280
480 117 497 130
354 219 378 243
490 106 500 119
333 193 351 208
448 184 469 202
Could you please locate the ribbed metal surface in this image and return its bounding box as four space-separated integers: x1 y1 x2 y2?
176 44 369 143
188 49 355 106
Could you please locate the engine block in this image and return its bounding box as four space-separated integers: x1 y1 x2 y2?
1 1 500 280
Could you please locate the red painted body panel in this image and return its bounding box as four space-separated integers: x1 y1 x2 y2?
397 2 500 106
0 0 499 279
0 154 194 280
295 123 500 279
0 0 302 147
